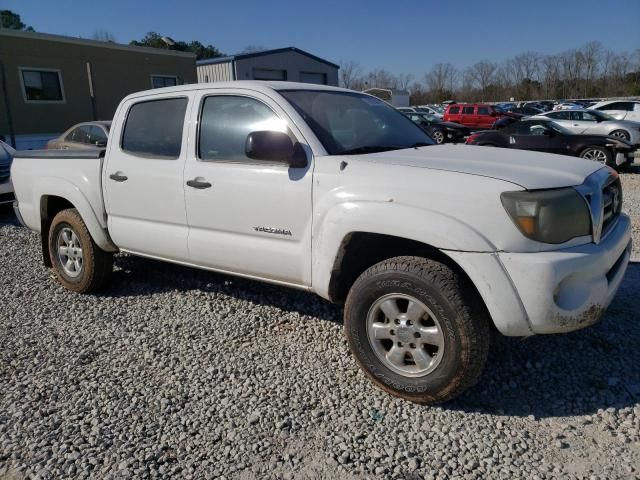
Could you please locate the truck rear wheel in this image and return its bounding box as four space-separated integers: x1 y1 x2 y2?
48 208 113 293
344 256 490 404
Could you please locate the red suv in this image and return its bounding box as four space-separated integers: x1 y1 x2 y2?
444 104 507 129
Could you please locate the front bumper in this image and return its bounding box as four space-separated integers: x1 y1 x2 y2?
446 213 631 336
615 150 635 166
0 181 14 204
498 213 631 334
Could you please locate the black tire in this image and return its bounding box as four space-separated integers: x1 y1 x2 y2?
609 129 630 141
579 145 613 166
344 256 490 404
48 208 113 293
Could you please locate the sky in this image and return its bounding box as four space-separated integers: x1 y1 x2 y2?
4 0 640 79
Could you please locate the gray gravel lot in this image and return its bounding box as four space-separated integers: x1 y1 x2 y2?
1 171 640 480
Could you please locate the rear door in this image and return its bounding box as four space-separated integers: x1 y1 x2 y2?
183 89 313 286
546 110 574 131
461 105 476 127
103 93 193 261
568 111 598 134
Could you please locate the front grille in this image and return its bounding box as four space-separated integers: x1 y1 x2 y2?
0 192 15 204
602 178 622 235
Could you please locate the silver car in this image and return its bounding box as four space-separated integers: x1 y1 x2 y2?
47 121 111 150
530 109 640 144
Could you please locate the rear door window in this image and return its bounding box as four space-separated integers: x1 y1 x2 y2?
462 106 475 114
121 97 188 159
448 106 460 114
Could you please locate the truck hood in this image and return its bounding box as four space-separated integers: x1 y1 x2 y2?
356 144 604 190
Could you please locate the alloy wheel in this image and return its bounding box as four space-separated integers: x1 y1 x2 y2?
366 293 445 377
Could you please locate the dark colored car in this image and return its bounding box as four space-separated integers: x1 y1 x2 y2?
506 106 543 116
465 118 636 168
404 112 471 144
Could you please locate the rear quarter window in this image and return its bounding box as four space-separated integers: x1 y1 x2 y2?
477 107 490 115
121 97 188 159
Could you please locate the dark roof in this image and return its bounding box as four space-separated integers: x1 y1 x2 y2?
196 47 339 69
0 29 196 58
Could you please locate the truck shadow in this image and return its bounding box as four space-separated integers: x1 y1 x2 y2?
104 254 640 419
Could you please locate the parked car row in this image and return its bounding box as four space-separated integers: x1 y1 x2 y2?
466 118 636 168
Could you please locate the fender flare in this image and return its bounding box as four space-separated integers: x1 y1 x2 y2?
312 201 496 300
33 177 117 252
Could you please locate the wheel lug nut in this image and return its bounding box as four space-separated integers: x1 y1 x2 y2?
397 342 403 347
390 329 395 335
410 343 416 349
394 319 400 325
414 332 421 338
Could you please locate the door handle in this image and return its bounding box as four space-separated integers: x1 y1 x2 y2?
186 178 212 189
109 172 128 182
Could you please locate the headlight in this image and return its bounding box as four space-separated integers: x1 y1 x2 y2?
501 188 591 244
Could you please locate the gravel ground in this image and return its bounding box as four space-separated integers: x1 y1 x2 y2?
1 171 640 480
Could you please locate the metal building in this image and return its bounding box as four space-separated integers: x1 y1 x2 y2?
363 88 410 107
0 29 197 149
196 47 339 86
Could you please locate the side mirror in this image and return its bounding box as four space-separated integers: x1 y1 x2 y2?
245 131 306 168
490 111 497 117
95 141 107 147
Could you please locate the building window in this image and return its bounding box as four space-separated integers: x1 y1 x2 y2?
151 75 178 89
20 68 64 102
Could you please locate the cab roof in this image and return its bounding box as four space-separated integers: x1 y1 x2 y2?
124 81 353 101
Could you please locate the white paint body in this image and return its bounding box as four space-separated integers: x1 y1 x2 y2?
11 81 632 337
590 100 640 122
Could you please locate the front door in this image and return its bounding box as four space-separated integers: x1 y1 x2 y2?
102 94 193 261
183 91 313 286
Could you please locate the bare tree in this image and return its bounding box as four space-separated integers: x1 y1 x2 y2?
92 30 116 42
366 69 398 89
467 61 497 100
395 72 414 91
580 41 603 96
339 60 363 89
425 63 458 99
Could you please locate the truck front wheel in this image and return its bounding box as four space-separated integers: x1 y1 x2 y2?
344 256 490 404
48 208 113 293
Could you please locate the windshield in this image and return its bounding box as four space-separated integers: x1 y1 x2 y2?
589 110 614 121
546 121 573 135
279 90 434 155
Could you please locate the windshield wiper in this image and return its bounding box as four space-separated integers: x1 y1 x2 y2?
338 143 431 155
403 142 431 149
337 145 402 155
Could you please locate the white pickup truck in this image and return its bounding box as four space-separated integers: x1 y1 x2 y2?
11 82 632 404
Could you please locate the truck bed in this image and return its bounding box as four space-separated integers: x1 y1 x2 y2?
11 149 108 234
